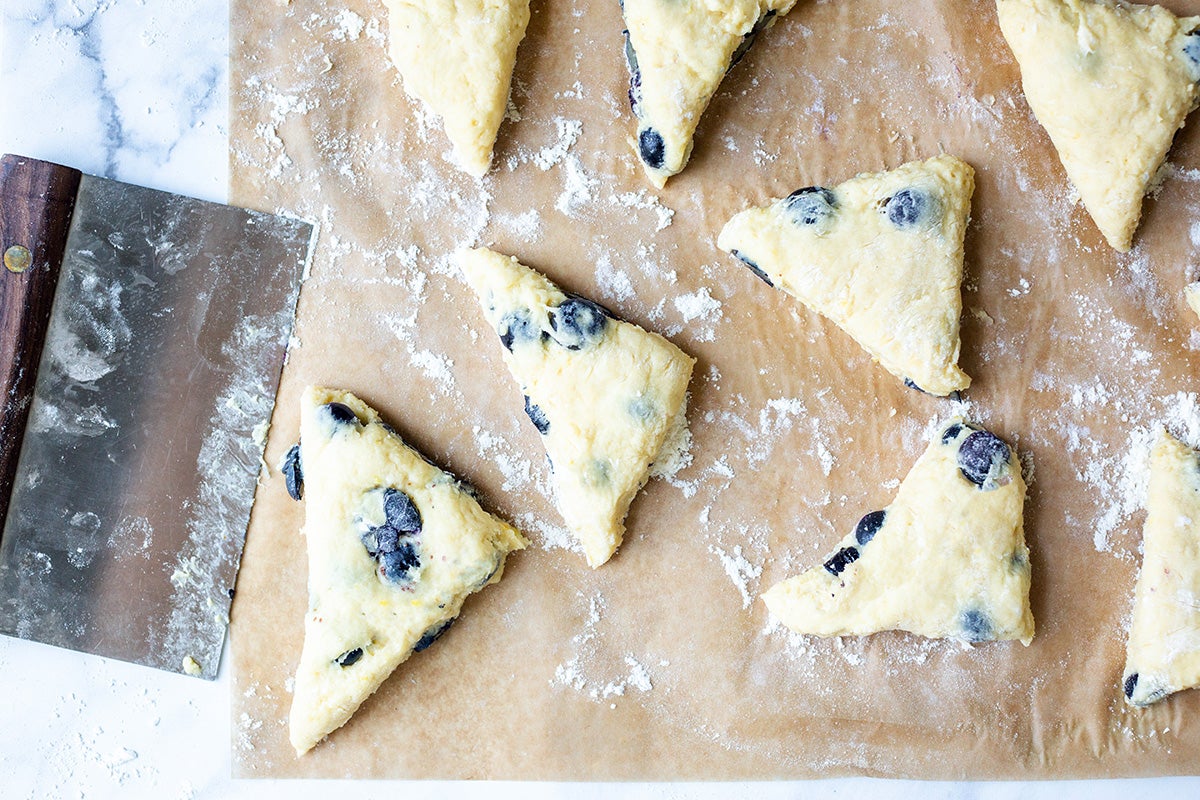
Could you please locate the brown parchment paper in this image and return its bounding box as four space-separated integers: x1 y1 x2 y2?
228 0 1200 780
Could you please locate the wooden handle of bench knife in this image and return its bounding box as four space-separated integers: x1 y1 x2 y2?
0 154 82 532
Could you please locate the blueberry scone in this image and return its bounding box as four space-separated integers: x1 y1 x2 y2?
458 247 695 568
1122 430 1200 707
717 155 975 396
285 386 526 754
382 0 530 176
622 0 799 188
763 419 1034 645
996 0 1200 251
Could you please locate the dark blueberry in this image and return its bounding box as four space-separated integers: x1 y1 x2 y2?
498 310 543 352
784 186 837 227
728 10 775 71
960 609 993 642
957 431 1011 490
282 443 303 501
885 188 933 229
373 525 401 554
1185 30 1200 68
524 395 550 434
941 423 963 444
414 617 457 653
730 249 774 287
903 378 929 394
383 488 421 533
823 546 860 576
854 510 886 546
323 402 359 425
379 541 421 583
1123 673 1139 699
639 128 665 170
549 296 609 350
335 647 364 667
623 31 643 116
360 528 379 556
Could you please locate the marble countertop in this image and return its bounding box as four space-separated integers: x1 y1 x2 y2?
1 2 1198 797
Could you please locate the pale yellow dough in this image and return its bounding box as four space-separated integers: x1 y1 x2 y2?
1186 281 1200 320
289 386 526 755
1122 430 1200 707
996 0 1200 252
717 155 975 396
622 0 798 188
458 248 695 568
763 419 1034 645
383 0 530 176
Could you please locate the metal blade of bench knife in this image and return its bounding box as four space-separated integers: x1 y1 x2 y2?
0 174 313 677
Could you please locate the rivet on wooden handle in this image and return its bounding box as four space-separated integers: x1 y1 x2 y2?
0 154 83 533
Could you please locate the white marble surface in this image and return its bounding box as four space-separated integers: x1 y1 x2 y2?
1 2 1199 798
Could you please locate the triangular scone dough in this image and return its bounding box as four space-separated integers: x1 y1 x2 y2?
717 155 975 396
1122 429 1200 707
622 0 799 188
288 386 526 754
763 419 1034 645
996 0 1200 251
458 247 695 568
383 0 530 176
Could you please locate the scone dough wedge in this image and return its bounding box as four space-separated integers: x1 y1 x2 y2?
1122 429 1200 707
287 386 526 754
459 247 695 568
996 0 1200 251
622 0 799 187
717 155 975 396
763 419 1034 645
383 0 531 176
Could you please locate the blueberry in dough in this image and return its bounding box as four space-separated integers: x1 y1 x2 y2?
960 608 993 642
957 431 1011 489
335 647 364 667
728 10 776 71
414 616 456 652
784 186 837 227
379 542 421 583
383 488 422 533
283 444 304 500
639 128 666 169
524 395 550 434
550 296 609 350
885 188 933 229
623 31 643 115
366 525 400 556
823 546 860 576
854 510 886 546
499 310 543 352
730 249 774 287
1123 672 1139 699
323 402 359 426
903 377 929 394
1185 30 1200 68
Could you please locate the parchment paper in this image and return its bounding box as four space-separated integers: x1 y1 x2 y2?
228 0 1200 779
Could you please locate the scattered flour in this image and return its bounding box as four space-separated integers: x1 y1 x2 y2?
555 153 597 216
610 189 675 231
710 543 762 609
532 118 583 170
